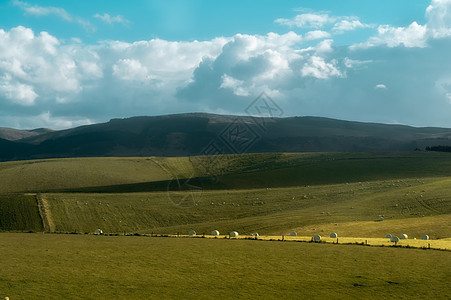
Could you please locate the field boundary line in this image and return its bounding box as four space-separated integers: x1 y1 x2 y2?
35 194 55 232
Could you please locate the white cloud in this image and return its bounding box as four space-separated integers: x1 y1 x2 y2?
12 0 94 32
179 32 340 104
426 0 451 38
0 26 230 113
305 30 331 41
314 39 334 54
219 74 249 96
351 22 428 49
343 58 372 69
0 79 38 105
94 13 131 25
18 112 93 129
12 0 71 20
3 0 451 131
0 26 101 103
276 13 333 29
375 84 387 89
301 56 342 79
113 59 149 81
333 18 371 33
105 38 228 81
276 13 371 36
352 0 451 50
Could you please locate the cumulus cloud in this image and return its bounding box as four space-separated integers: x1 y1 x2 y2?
0 27 84 97
352 0 451 49
301 56 341 79
333 18 371 33
178 32 342 106
94 13 131 25
352 22 428 49
0 79 38 105
276 12 370 36
219 74 249 96
2 0 451 129
305 30 331 40
426 0 451 38
113 59 149 81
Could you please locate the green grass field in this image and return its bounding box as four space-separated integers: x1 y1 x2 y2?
1 152 451 193
39 176 451 239
0 194 42 232
0 233 449 299
0 152 450 238
0 152 450 298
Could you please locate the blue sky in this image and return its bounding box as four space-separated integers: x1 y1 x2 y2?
0 0 450 129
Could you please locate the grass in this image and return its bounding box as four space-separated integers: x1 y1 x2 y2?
0 157 172 193
1 152 451 193
0 152 449 238
40 176 451 238
0 233 449 299
0 194 42 232
294 214 451 240
0 152 450 298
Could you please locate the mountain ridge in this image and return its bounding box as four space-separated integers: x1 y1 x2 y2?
1 113 450 161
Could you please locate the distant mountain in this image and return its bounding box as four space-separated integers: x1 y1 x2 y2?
0 127 54 141
1 113 451 161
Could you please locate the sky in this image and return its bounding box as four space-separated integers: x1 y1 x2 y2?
0 0 450 129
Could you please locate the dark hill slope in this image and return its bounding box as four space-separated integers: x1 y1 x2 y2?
1 113 451 161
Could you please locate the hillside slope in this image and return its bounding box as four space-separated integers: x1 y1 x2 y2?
1 152 451 193
0 152 450 236
1 113 451 161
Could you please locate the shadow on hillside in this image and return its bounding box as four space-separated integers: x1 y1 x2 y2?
49 176 226 193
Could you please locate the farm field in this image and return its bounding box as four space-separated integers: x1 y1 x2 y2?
1 152 451 194
0 152 450 238
0 233 450 299
39 176 451 239
0 152 450 298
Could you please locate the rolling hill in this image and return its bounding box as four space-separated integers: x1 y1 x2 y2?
1 152 450 237
1 113 451 161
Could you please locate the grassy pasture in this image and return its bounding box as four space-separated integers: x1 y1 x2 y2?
0 152 449 239
1 152 451 194
0 233 449 299
40 177 451 238
0 152 450 299
0 194 42 232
